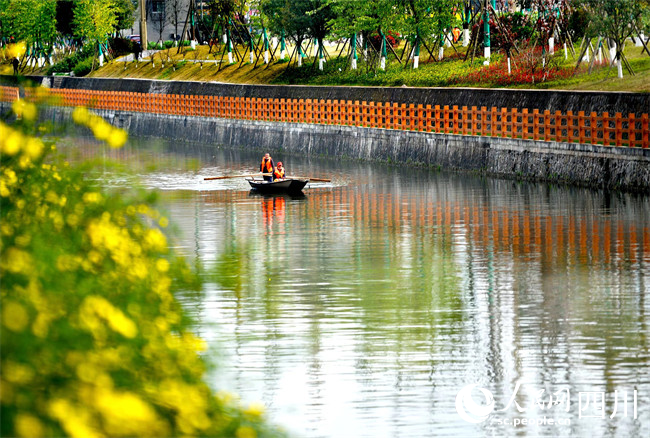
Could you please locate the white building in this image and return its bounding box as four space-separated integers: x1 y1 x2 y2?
130 0 209 46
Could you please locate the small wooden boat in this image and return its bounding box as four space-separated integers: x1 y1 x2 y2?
246 178 309 194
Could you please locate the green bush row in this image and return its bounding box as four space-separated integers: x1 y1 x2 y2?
147 40 193 50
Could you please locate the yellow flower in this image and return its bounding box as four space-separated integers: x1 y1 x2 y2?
45 190 59 204
15 234 30 247
3 131 22 155
244 401 266 418
91 120 112 141
4 168 17 184
87 250 102 264
18 155 31 169
66 213 79 227
80 296 138 339
2 361 35 384
107 128 128 149
1 300 29 332
15 414 44 438
216 390 236 405
82 192 103 204
48 399 102 438
24 138 44 160
236 425 257 438
7 42 26 59
1 247 32 274
24 103 37 121
156 258 169 272
12 100 37 121
0 223 13 235
56 254 79 271
71 107 90 125
143 228 167 252
182 332 207 353
95 388 164 436
32 312 54 338
129 259 148 279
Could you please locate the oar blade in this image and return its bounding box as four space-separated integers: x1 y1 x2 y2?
204 173 269 181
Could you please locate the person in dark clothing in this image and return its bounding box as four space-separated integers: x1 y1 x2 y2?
12 57 19 75
133 43 142 63
260 153 274 182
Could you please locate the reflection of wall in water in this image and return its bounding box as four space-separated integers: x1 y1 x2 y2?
202 187 650 269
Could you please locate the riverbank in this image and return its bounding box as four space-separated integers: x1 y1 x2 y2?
4 41 650 92
89 42 650 92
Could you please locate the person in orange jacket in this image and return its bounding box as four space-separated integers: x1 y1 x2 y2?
273 161 285 180
260 153 274 181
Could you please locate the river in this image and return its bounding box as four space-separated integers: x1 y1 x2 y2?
86 137 650 438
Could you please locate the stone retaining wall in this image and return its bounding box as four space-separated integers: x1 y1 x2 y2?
36 105 650 193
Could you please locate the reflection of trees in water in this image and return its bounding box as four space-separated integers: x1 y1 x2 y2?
115 137 649 436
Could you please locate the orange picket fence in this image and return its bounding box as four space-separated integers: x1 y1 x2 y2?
3 86 647 149
0 86 20 103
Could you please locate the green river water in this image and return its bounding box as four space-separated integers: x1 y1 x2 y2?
88 137 649 438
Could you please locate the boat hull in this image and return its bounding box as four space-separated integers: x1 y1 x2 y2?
247 178 309 194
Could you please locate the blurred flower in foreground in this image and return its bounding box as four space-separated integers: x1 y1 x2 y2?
12 100 37 122
6 42 27 59
72 106 128 148
1 93 286 437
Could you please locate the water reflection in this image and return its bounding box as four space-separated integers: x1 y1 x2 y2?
80 137 650 438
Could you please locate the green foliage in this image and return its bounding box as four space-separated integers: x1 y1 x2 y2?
324 0 394 39
261 0 334 42
0 97 286 438
72 57 94 76
73 0 118 45
0 0 58 45
567 7 590 40
113 0 136 30
46 54 82 74
45 45 95 75
576 0 650 52
274 53 472 87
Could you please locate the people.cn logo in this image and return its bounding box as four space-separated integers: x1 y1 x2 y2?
455 384 496 423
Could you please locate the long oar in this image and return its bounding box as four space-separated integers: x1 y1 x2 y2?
204 173 271 181
287 175 332 182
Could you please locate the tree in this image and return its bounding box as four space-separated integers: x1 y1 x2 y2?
0 0 58 47
260 0 313 64
576 0 650 77
114 0 137 30
326 0 396 40
401 0 460 61
261 0 335 68
73 0 118 66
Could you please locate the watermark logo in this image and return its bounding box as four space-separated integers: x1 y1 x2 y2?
455 384 495 423
455 381 638 427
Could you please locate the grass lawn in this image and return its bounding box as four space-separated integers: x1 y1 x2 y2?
5 40 650 92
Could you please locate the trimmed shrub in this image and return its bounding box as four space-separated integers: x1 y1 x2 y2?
72 57 93 77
